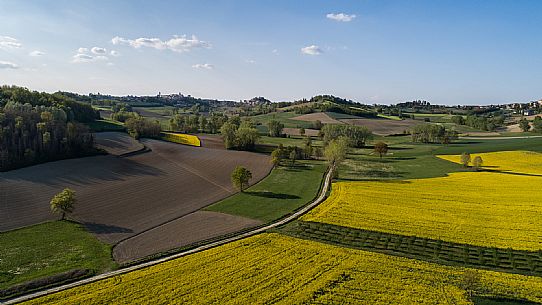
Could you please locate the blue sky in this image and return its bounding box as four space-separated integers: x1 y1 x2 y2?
0 0 541 105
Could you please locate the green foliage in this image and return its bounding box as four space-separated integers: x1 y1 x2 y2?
231 166 252 192
111 110 138 123
325 137 349 177
125 117 161 139
465 114 504 131
321 124 373 148
519 118 531 132
271 148 282 167
533 116 542 133
411 124 457 144
220 122 238 149
472 156 483 170
460 152 471 167
50 188 77 220
0 100 96 171
267 119 284 137
220 120 259 150
451 115 465 125
169 113 227 134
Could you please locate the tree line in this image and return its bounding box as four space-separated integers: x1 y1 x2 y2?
0 86 98 171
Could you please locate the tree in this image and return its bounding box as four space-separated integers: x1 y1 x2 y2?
460 152 471 167
519 118 531 132
231 166 252 192
267 119 284 137
235 126 259 150
220 122 237 149
373 142 388 158
271 148 282 167
50 188 76 220
299 127 305 136
324 137 349 177
289 149 297 166
313 120 323 130
321 124 372 148
533 116 542 133
472 156 483 171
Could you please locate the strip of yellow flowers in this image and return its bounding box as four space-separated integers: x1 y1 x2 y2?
161 132 201 147
25 234 542 305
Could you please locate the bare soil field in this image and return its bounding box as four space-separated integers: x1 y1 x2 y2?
113 211 262 263
133 107 169 119
197 134 225 150
94 132 144 155
282 127 320 137
291 112 343 124
340 118 420 135
0 134 272 261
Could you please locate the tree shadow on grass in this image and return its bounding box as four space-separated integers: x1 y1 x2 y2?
246 191 301 200
84 222 134 235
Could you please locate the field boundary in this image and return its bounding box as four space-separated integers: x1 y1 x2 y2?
3 168 332 305
277 221 542 278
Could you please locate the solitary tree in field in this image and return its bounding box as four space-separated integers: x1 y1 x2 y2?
299 127 305 136
231 166 252 192
373 142 388 158
472 156 483 171
50 188 77 220
519 118 531 132
460 152 471 167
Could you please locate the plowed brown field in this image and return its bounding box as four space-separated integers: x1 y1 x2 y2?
0 133 272 261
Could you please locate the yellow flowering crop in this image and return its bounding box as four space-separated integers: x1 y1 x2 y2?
25 234 542 305
438 150 542 175
161 132 201 147
303 171 542 250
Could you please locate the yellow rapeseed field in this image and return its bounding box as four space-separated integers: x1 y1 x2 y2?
161 132 201 147
438 150 542 175
303 152 542 250
25 234 542 305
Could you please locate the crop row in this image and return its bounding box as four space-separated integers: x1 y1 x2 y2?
278 221 542 278
25 234 542 304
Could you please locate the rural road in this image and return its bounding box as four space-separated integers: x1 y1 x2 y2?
4 167 332 304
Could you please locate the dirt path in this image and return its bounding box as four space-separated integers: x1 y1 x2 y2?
459 135 542 140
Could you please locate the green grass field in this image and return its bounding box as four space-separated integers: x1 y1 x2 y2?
0 221 115 291
86 119 125 132
206 160 327 222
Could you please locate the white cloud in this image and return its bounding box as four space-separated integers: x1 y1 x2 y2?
301 45 323 56
0 36 22 49
72 47 109 63
245 59 256 64
29 50 45 57
192 63 214 70
91 47 107 54
0 61 19 69
272 49 279 55
326 13 356 22
110 50 120 56
112 35 210 53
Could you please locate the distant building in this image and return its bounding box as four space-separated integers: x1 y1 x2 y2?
524 109 535 116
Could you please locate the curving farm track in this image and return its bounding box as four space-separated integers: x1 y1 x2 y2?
0 133 272 261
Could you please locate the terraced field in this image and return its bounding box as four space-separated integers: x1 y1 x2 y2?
24 234 542 305
0 133 272 262
303 151 542 251
438 150 542 175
